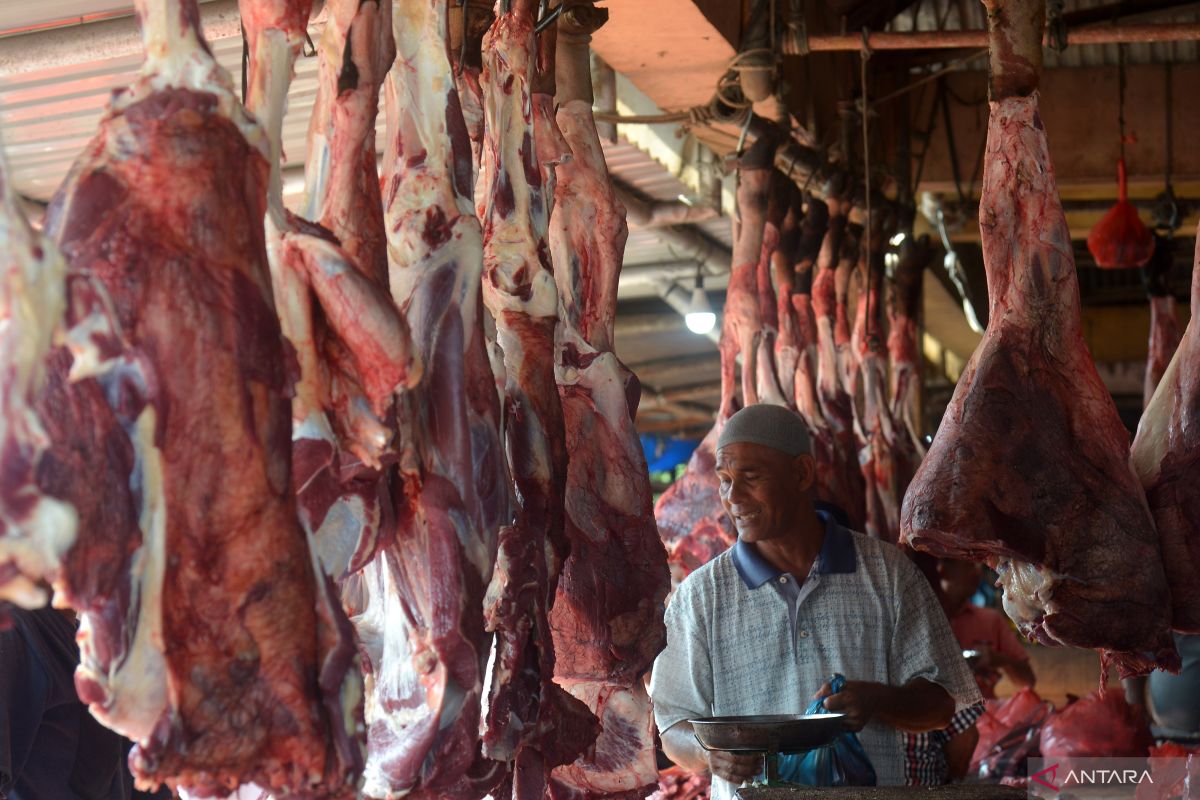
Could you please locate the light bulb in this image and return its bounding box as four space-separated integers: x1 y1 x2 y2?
889 231 907 247
684 286 716 335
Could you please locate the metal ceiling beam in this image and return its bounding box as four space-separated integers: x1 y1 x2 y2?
799 22 1200 53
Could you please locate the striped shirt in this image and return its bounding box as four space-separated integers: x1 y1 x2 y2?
903 702 986 785
649 514 982 800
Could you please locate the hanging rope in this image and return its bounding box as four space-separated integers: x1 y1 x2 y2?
860 28 877 349
1118 44 1129 162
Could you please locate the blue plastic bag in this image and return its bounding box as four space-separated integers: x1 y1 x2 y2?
775 673 877 787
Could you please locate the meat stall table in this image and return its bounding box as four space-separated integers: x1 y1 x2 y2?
737 785 1029 800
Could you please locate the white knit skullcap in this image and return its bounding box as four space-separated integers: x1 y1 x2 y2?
717 404 812 457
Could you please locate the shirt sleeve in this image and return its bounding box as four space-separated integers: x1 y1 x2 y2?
648 579 713 733
887 555 984 714
989 609 1030 664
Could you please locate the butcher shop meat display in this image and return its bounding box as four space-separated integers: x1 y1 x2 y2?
902 0 1178 677
42 0 364 793
1131 226 1200 634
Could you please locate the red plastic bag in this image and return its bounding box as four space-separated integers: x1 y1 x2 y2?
1039 690 1153 780
1086 158 1154 269
1136 744 1200 800
970 688 1054 784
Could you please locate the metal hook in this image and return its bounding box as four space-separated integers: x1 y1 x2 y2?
534 2 565 34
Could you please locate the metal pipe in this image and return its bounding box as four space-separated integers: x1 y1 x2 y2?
801 22 1200 52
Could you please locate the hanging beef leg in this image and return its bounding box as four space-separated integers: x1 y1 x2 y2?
478 2 599 797
887 234 932 457
1131 227 1200 634
44 0 365 791
901 0 1177 677
358 0 504 795
1143 238 1183 409
812 205 867 528
546 6 670 797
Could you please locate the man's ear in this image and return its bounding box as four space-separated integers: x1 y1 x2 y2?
793 453 817 493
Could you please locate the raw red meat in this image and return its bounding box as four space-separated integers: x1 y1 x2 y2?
811 206 866 528
719 137 775 416
1131 226 1200 633
44 0 363 792
1039 691 1153 775
901 2 1177 677
652 427 735 585
0 143 76 608
302 0 393 289
652 142 781 583
546 11 670 795
852 244 915 543
478 3 598 797
887 235 932 457
772 187 805 408
1143 244 1182 408
359 0 504 795
241 0 416 584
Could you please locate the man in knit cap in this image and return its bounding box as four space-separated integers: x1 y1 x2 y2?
649 404 981 797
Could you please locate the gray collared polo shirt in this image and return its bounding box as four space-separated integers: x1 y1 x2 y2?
649 515 981 800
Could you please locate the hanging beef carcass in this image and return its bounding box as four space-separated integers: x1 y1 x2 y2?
546 7 670 797
240 0 417 584
352 0 506 795
887 234 932 457
754 172 795 409
853 237 916 544
772 186 805 408
901 0 1177 677
0 137 77 608
1131 226 1200 634
43 0 365 792
1142 239 1182 409
652 138 778 582
811 203 867 528
478 2 599 797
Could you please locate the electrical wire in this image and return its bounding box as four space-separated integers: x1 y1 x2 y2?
860 29 876 347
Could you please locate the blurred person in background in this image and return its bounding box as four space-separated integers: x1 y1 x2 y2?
938 559 1036 700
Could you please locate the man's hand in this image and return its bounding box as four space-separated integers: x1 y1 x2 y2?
813 677 955 733
813 680 879 731
706 750 764 784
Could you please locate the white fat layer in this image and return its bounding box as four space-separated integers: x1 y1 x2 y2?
80 405 168 741
120 0 267 159
0 139 77 606
1131 335 1186 485
995 557 1060 634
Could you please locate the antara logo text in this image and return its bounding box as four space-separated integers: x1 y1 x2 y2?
1031 763 1154 791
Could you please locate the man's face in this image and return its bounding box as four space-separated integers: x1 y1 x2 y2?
714 442 811 543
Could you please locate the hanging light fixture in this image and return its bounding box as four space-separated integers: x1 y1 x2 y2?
684 269 716 335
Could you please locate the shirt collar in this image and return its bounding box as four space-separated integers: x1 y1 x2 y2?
731 510 857 589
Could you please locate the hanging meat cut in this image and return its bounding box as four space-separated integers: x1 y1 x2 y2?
811 205 866 528
0 137 77 609
887 234 932 457
357 0 503 795
901 0 1178 677
853 242 914 544
547 8 669 797
1143 240 1182 409
1131 226 1200 634
43 0 364 792
652 140 780 582
478 3 599 797
241 0 416 584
